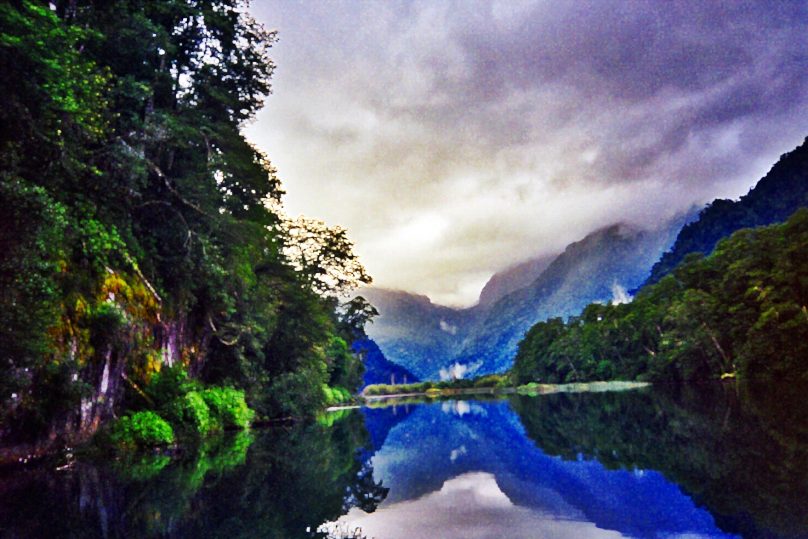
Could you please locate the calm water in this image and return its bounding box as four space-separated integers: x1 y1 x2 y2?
1 384 807 538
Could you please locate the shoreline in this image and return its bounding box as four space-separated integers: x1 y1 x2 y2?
358 380 651 403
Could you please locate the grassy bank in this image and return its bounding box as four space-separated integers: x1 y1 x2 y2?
361 377 650 402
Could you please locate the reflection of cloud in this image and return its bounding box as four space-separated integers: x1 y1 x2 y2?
248 1 808 306
449 445 467 463
320 472 625 539
441 400 487 418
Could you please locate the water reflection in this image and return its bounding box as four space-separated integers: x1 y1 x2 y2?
327 471 623 539
326 396 737 538
512 383 808 538
1 384 807 538
0 412 384 538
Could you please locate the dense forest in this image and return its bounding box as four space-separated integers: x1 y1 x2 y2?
0 1 374 454
644 138 808 286
513 207 808 385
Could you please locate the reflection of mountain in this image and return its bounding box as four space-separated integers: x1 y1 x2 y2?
361 403 416 454
512 385 808 539
355 398 735 539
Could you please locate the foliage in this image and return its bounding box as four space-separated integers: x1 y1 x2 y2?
362 375 512 396
0 0 374 444
472 374 509 388
646 137 808 285
200 386 254 429
109 410 174 448
322 385 353 406
142 365 200 409
280 216 372 297
164 390 214 436
513 208 808 384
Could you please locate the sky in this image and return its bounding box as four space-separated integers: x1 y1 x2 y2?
246 0 808 307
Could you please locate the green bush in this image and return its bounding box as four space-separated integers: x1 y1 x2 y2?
145 365 200 408
473 374 508 388
201 387 254 429
164 391 215 436
110 410 174 448
323 385 353 405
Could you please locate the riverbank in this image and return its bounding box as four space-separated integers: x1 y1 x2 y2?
360 380 650 404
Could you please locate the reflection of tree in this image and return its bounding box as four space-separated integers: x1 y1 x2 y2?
0 410 387 538
511 384 808 538
344 459 389 514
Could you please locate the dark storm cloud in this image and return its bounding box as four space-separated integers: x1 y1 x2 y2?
247 0 808 306
457 1 803 99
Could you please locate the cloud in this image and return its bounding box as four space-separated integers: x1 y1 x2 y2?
439 319 458 335
247 0 808 306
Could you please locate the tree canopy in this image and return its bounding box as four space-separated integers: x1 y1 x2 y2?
0 0 371 444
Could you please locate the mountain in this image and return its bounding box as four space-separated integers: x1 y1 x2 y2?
356 139 807 382
358 289 480 380
352 338 419 387
477 254 557 307
452 222 681 375
645 136 808 286
362 217 684 379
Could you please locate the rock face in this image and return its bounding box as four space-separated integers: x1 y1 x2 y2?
362 219 684 380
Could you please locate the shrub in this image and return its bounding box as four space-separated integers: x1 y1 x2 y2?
144 365 199 408
201 387 254 429
472 374 508 388
322 384 354 406
322 384 335 405
110 410 174 448
164 390 214 436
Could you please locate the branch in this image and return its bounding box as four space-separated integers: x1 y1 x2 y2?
146 159 214 220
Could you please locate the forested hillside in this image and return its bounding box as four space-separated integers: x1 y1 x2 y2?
0 1 370 452
645 138 808 286
513 208 808 385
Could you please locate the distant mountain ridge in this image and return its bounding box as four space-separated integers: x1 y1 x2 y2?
363 217 684 379
477 254 557 307
358 288 481 380
451 222 682 375
645 137 808 286
363 137 808 381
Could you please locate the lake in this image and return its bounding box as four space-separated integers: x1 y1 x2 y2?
1 383 807 538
